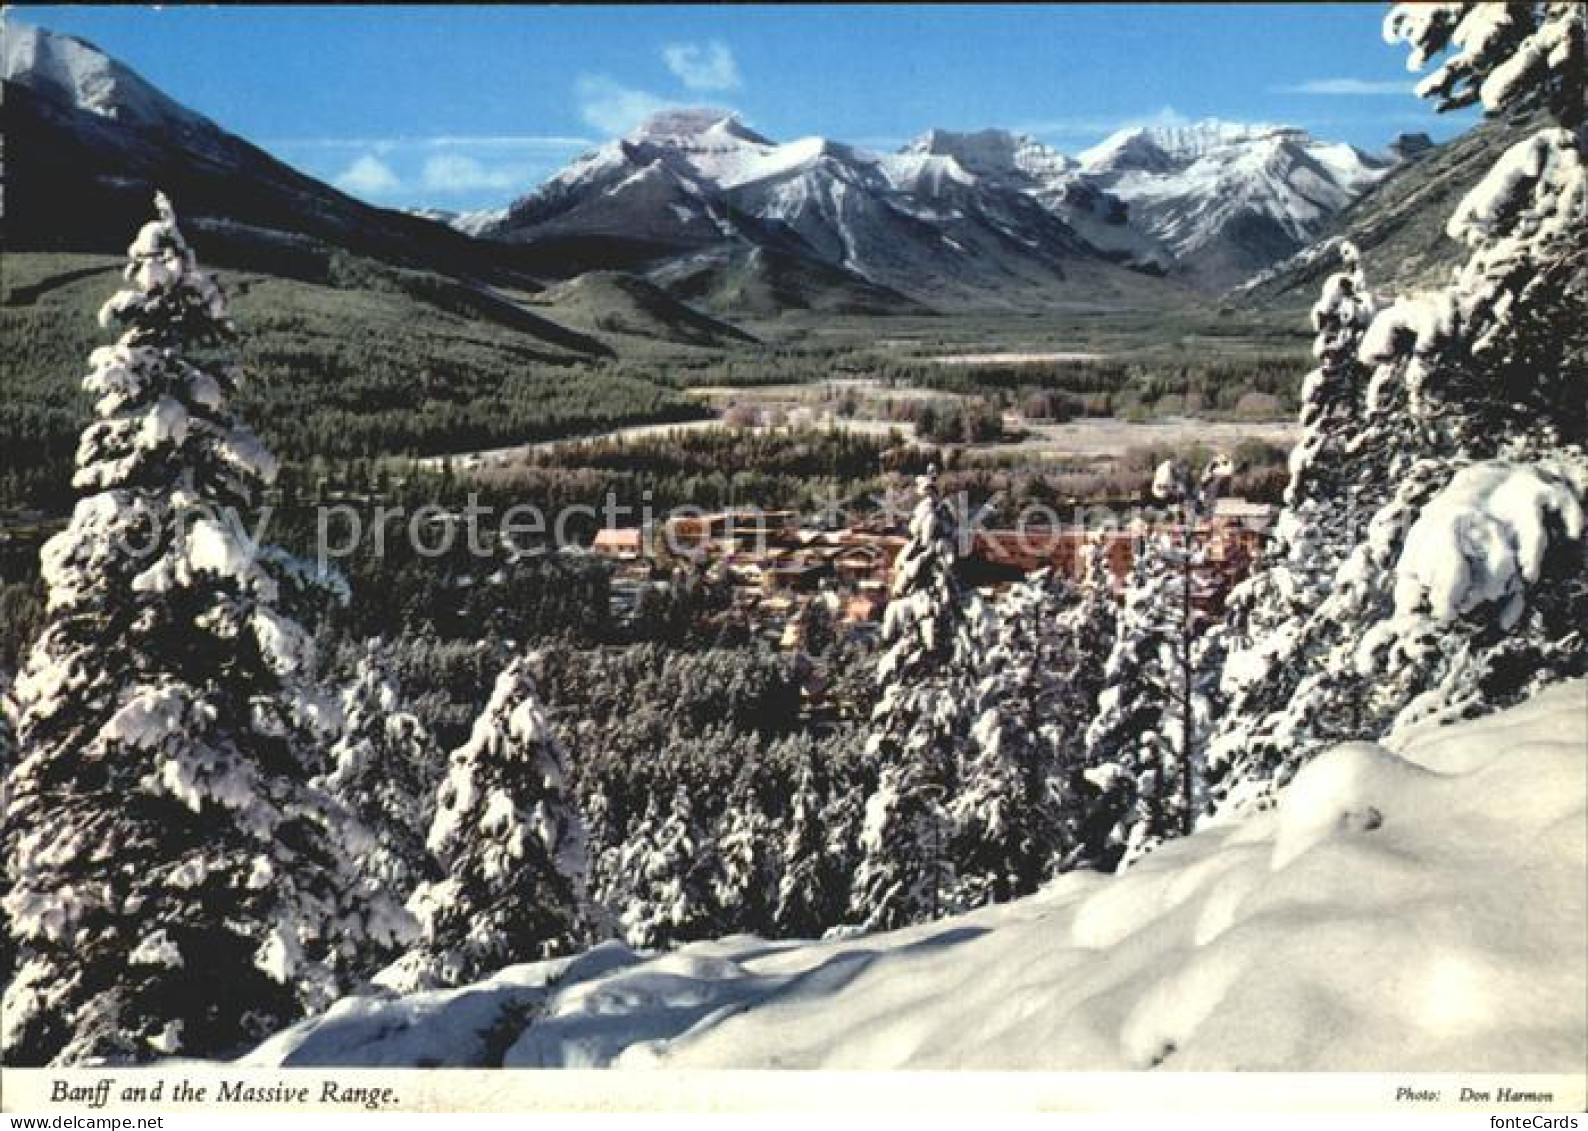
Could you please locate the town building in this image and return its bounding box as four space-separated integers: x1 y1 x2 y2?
586 498 1274 648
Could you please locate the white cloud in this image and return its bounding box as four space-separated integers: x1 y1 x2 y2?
334 153 402 196
662 40 741 92
1272 78 1417 96
419 153 534 194
576 74 678 136
282 136 588 206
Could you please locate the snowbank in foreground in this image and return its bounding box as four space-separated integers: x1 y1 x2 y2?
243 680 1586 1071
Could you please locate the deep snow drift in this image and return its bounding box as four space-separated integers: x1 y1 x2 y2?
244 679 1586 1071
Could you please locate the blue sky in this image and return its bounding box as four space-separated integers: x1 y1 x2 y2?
18 4 1478 211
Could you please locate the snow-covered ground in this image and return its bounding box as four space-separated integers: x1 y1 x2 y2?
243 678 1586 1072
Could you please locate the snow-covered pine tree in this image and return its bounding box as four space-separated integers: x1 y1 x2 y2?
1055 537 1120 711
1046 538 1122 869
403 654 588 989
1357 5 1587 735
1388 2 1584 132
320 643 442 899
819 769 868 895
578 780 624 941
1363 459 1585 741
2 195 411 1065
1289 242 1385 519
711 775 778 935
1080 532 1182 869
612 785 718 949
1205 244 1382 801
1210 4 1587 813
773 752 847 938
849 469 982 929
851 758 957 929
952 568 1071 905
1080 462 1226 869
596 795 659 948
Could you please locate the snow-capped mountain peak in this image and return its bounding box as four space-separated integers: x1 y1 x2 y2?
1079 118 1291 172
1075 117 1397 287
900 128 1078 183
404 207 508 238
626 108 770 148
617 110 857 191
2 22 201 133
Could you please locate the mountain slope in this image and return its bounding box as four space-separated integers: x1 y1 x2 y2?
485 111 1409 305
1233 117 1532 309
1 23 544 292
243 679 1588 1078
894 128 1167 271
648 245 930 317
0 248 725 521
532 271 759 348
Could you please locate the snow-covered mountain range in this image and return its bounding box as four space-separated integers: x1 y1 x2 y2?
483 108 1145 311
6 20 1419 314
484 108 1410 300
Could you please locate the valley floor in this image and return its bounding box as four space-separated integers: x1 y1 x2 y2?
421 412 1302 472
243 679 1586 1073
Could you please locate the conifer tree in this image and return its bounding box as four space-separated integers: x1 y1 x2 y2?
595 796 659 949
774 753 847 938
1081 463 1226 868
0 669 15 805
1211 3 1587 812
1206 244 1382 800
953 569 1071 905
850 469 982 929
820 772 868 893
1047 539 1123 869
1055 538 1120 713
1081 535 1185 868
403 654 587 988
611 786 718 949
0 672 15 988
711 775 778 934
1354 3 1588 735
851 758 957 930
2 195 410 1065
320 644 441 899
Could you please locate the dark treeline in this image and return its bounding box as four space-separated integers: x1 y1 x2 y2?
518 423 907 481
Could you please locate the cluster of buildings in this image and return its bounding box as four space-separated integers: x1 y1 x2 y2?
594 497 1275 651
